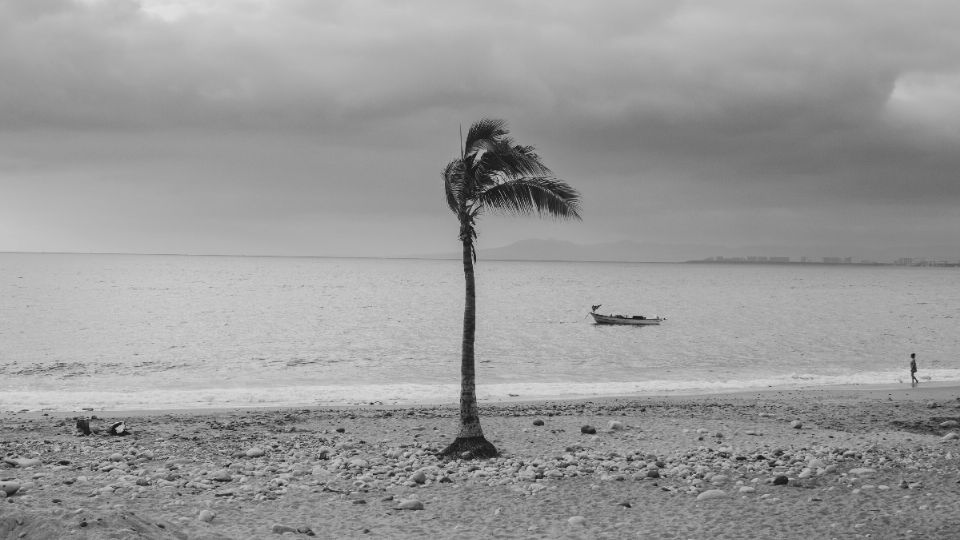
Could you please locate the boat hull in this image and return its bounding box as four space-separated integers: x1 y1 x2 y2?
590 313 662 325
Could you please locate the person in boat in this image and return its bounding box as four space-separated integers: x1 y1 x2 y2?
910 353 919 386
591 304 602 313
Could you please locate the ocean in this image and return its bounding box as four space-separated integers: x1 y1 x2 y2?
2 252 958 411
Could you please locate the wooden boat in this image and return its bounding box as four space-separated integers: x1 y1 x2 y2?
590 313 663 325
589 305 663 325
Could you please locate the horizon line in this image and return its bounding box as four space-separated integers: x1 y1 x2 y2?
0 249 685 265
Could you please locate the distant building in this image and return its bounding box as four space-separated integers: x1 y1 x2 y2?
822 257 841 264
770 257 790 263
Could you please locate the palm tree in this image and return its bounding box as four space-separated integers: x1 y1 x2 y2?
440 118 581 458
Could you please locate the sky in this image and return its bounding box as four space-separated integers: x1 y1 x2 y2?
2 0 959 261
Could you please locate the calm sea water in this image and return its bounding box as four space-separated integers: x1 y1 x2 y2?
2 253 958 411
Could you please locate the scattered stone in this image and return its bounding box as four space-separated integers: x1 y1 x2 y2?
210 469 232 482
739 486 756 494
568 516 586 526
772 475 789 486
396 499 424 511
849 468 876 476
940 420 959 428
76 418 91 435
941 432 959 441
409 470 427 484
533 419 544 426
198 510 216 523
697 489 727 500
645 469 660 479
580 425 597 435
3 457 41 468
0 481 20 496
245 447 266 458
608 420 624 431
272 524 298 534
790 420 802 429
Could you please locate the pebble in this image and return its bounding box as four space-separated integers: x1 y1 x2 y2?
396 499 424 510
0 481 20 496
245 447 266 458
790 420 802 429
532 419 544 426
409 470 427 484
580 425 597 435
940 420 959 428
696 489 727 500
608 420 624 431
210 469 233 482
849 468 876 476
941 432 959 441
198 509 216 523
3 457 41 468
772 475 789 485
568 516 586 526
738 486 755 494
271 524 298 534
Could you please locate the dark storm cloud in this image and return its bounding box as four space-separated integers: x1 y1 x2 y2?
1 0 959 257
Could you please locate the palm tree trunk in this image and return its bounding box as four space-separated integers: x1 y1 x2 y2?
439 233 498 458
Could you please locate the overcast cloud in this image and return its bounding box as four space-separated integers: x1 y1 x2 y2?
2 0 959 260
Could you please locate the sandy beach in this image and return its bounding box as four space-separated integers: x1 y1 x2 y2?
2 384 959 539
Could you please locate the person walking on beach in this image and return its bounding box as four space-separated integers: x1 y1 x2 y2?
910 353 919 386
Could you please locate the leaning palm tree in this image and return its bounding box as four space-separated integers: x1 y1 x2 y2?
440 118 581 458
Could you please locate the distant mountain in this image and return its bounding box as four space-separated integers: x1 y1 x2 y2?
418 239 721 263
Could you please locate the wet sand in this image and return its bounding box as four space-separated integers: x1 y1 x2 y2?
2 384 960 539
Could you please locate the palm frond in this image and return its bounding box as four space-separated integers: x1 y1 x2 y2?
443 159 466 215
465 118 508 151
495 142 552 178
478 177 582 220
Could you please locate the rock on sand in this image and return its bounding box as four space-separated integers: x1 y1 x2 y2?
396 499 425 511
0 481 20 496
697 489 727 501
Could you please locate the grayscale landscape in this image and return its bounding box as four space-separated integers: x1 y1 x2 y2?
1 1 959 538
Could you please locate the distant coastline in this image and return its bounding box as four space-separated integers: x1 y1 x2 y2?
685 256 960 267
4 248 959 267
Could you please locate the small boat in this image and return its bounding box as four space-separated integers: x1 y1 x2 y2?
589 305 663 325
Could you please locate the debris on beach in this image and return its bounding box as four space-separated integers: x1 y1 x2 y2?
108 421 130 436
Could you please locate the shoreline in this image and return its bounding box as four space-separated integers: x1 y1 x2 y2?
5 380 959 418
